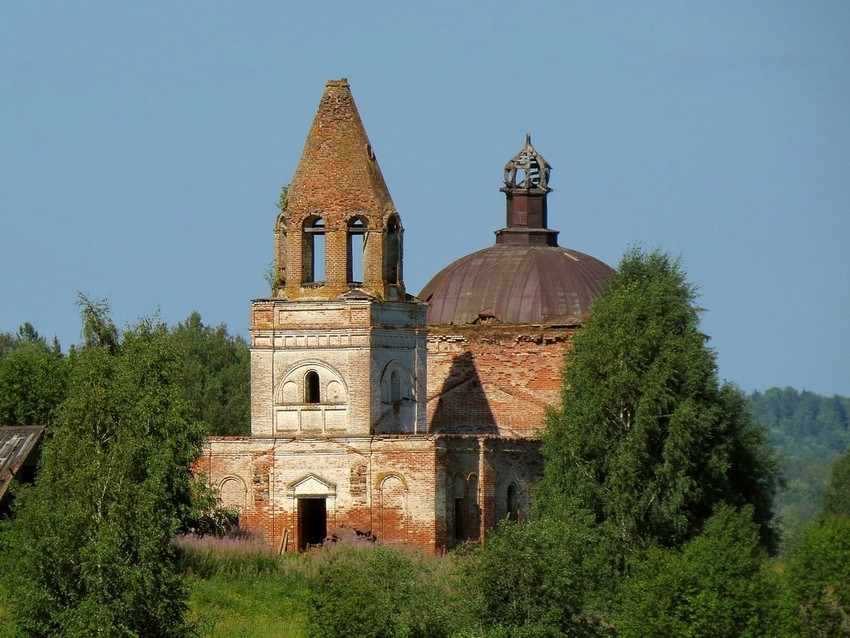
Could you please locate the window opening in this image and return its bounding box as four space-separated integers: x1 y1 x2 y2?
507 484 518 522
383 215 401 285
454 498 465 542
305 370 320 404
347 217 367 284
303 217 326 283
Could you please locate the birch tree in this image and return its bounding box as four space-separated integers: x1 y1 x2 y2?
4 298 203 637
537 248 779 560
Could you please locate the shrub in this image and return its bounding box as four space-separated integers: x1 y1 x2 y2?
304 543 459 638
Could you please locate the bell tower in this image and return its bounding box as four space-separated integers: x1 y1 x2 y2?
274 78 404 301
251 79 427 439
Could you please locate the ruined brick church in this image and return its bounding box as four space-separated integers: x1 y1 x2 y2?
196 79 613 552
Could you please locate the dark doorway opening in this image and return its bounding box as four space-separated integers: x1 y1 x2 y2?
454 497 465 542
298 498 327 550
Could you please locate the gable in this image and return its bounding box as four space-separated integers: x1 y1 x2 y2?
285 473 337 497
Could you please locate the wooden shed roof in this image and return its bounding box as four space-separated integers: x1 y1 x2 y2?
0 425 45 503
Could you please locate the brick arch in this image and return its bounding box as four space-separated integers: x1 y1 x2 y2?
218 475 248 513
275 360 348 405
288 208 323 227
377 361 415 434
382 210 403 228
342 210 376 228
379 361 414 403
378 473 408 542
449 472 480 545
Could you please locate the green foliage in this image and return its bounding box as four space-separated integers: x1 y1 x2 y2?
538 247 779 560
304 544 457 638
0 325 66 426
180 474 241 537
2 301 204 637
781 515 850 637
263 260 277 294
749 387 850 540
750 387 850 457
276 183 289 211
168 311 250 436
463 516 612 637
616 505 780 638
821 446 850 518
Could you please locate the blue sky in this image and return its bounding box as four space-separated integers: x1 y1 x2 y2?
1 1 848 396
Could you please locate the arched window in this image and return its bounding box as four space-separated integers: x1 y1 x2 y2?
347 217 367 284
302 217 326 283
383 215 401 285
506 484 519 522
305 370 320 404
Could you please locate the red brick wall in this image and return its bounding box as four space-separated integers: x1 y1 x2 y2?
195 433 542 554
427 325 575 438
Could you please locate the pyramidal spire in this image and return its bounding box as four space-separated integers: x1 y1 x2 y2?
287 78 395 219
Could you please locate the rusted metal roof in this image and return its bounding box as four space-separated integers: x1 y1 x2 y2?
0 425 45 504
419 244 614 326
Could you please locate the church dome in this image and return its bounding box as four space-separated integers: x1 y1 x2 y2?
419 135 614 326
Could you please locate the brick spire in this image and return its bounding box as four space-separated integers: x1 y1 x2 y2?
287 78 395 218
277 79 405 300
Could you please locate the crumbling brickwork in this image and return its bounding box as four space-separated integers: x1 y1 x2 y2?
426 324 576 438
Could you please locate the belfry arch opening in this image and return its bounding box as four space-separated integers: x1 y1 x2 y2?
346 216 368 284
383 214 401 285
302 216 326 283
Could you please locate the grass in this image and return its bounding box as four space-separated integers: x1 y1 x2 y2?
178 534 310 638
188 572 308 638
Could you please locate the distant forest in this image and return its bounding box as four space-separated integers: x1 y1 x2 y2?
748 387 850 540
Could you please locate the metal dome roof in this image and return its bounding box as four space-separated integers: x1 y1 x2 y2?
418 135 614 326
419 243 613 326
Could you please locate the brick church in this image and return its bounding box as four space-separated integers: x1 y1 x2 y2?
195 79 614 552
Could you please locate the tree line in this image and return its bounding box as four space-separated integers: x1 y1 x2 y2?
0 305 250 437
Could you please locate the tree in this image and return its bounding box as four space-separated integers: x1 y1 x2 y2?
537 247 779 560
168 311 250 436
463 515 612 637
616 505 780 638
2 300 204 637
821 445 850 518
0 324 66 426
749 388 850 540
782 516 850 637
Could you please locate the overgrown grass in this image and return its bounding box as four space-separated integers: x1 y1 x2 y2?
182 537 470 638
178 534 310 638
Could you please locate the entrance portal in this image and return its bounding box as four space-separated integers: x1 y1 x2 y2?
298 498 327 550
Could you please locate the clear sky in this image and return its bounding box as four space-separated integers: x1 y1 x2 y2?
1 2 848 396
